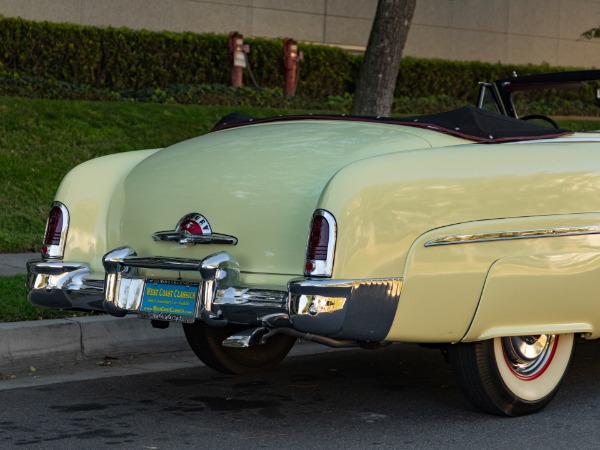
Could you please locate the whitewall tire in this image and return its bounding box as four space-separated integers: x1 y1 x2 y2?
448 334 574 416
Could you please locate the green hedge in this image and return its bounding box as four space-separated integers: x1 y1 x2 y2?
0 17 356 98
0 18 231 88
0 16 590 104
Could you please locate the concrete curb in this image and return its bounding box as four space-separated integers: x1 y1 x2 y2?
1 253 191 372
0 315 189 371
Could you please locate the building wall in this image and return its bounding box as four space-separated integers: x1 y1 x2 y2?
1 0 600 67
408 0 600 68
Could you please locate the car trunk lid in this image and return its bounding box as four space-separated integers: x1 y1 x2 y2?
112 120 437 276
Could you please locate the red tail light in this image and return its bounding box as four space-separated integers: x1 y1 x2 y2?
307 216 329 260
42 202 69 259
44 206 64 246
304 210 336 277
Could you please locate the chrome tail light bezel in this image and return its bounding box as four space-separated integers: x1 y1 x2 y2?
304 209 337 278
42 201 69 259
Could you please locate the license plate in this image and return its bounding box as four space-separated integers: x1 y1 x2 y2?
138 279 200 323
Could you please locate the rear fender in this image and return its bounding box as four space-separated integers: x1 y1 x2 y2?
55 149 160 272
386 213 600 343
464 251 600 341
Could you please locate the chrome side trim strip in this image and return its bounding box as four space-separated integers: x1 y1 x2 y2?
424 225 600 247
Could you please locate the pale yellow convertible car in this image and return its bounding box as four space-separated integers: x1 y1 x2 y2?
27 70 600 416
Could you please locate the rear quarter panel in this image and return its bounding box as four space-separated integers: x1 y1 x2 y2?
318 139 600 342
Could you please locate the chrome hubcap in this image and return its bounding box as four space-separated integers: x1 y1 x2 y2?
502 335 557 378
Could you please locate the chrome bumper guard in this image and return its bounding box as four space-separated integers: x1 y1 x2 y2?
27 260 104 311
27 247 402 342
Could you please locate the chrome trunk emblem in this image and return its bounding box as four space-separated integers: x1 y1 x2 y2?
153 213 238 245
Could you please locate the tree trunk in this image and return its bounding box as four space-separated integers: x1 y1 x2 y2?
351 0 416 117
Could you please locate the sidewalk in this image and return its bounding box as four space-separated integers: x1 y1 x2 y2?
0 252 189 371
0 252 34 276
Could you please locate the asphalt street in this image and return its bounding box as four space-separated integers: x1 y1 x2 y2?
3 339 600 449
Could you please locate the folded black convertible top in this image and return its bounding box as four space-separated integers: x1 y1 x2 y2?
212 106 572 143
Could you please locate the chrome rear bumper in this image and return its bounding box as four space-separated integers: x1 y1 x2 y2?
27 260 105 311
27 247 402 342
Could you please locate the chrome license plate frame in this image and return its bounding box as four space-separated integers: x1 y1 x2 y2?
138 279 200 323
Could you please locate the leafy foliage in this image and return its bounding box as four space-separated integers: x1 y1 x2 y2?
0 17 353 98
581 27 600 40
0 15 594 107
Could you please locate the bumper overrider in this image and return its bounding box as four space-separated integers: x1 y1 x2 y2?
27 247 402 346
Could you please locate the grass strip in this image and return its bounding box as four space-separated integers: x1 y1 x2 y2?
0 275 92 321
0 96 307 252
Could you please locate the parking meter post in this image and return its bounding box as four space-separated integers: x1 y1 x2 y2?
283 38 298 96
228 31 246 88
